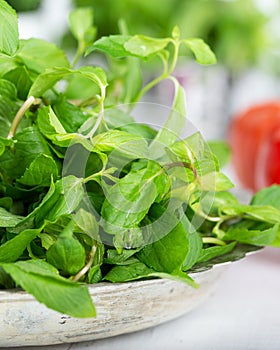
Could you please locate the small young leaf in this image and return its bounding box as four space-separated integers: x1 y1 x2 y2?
124 35 171 58
0 0 19 56
183 38 216 65
69 7 94 43
86 35 132 58
208 140 231 168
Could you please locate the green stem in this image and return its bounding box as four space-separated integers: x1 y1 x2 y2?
85 98 105 139
7 96 41 139
133 40 180 103
71 41 85 68
202 237 226 246
71 245 97 282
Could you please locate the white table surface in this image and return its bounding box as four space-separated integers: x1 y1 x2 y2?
3 246 280 350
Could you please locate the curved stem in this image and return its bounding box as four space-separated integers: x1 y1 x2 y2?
202 237 226 246
85 98 105 139
7 96 41 139
133 40 180 103
71 245 97 282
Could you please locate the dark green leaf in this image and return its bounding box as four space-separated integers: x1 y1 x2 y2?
46 221 86 275
0 126 52 180
0 228 40 262
137 205 189 273
53 97 87 133
3 65 32 100
0 79 17 100
101 161 169 233
17 154 58 187
0 207 23 227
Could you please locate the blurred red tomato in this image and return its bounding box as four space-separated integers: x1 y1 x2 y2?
228 101 280 192
255 124 280 190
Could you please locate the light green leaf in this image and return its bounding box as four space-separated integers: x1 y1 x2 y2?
124 35 171 58
37 106 67 139
86 35 132 58
92 129 148 159
224 224 279 247
73 208 99 240
69 7 94 42
183 38 216 65
0 0 19 56
17 39 69 73
197 242 236 263
208 140 231 168
1 260 96 317
199 172 234 192
29 66 107 98
222 204 280 225
251 185 280 211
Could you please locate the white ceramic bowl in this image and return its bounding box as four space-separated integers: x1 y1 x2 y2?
0 266 227 347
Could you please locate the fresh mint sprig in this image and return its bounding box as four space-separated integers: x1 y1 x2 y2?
0 0 279 318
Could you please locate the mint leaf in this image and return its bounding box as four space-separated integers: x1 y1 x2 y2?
183 38 217 65
17 39 69 73
86 35 132 58
0 228 40 263
29 66 107 98
17 154 58 187
0 0 19 56
0 207 23 228
124 35 171 58
251 185 280 210
224 225 279 247
46 221 86 275
1 260 96 318
69 7 95 43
